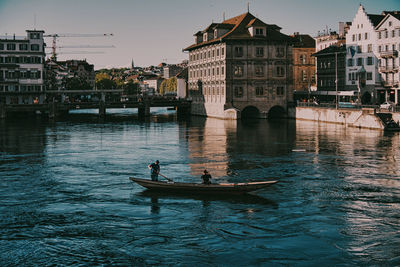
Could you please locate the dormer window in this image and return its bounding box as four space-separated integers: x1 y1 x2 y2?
214 29 218 38
255 28 265 36
203 33 207 41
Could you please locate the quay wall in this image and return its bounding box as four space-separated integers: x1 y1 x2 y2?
296 107 385 130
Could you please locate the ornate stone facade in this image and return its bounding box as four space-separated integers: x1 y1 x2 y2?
184 12 293 119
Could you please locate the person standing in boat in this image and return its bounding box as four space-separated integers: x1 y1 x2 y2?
201 170 212 185
148 160 160 181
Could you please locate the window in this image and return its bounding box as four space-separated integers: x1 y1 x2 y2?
392 30 395 38
255 86 264 96
367 57 373 65
0 43 4 50
276 47 284 57
365 33 368 40
19 44 28 51
234 65 243 77
385 31 388 38
378 32 382 39
33 57 41 63
234 47 243 57
389 21 392 27
357 58 363 66
276 86 284 96
256 47 264 57
221 47 224 56
348 58 353 67
357 45 362 53
302 70 307 81
30 33 40 39
7 43 16 50
221 66 224 75
255 65 264 76
348 73 351 81
255 28 264 36
358 33 361 41
216 67 219 75
234 86 243 97
367 44 372 53
352 34 356 41
31 44 40 51
216 49 219 57
367 72 372 80
276 66 284 77
378 46 382 52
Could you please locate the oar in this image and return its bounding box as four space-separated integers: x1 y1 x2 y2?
158 173 173 182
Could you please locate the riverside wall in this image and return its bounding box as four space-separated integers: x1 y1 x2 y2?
296 106 385 130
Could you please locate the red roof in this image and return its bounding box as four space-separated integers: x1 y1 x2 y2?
184 12 292 51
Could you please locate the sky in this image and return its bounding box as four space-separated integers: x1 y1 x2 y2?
0 0 399 69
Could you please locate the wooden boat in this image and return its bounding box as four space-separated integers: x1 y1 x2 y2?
129 177 278 194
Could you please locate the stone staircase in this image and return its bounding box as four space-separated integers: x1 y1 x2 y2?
376 112 400 130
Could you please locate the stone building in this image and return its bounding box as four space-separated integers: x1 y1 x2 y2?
375 11 400 103
291 33 316 92
345 5 386 104
0 30 46 104
184 12 294 119
313 45 347 97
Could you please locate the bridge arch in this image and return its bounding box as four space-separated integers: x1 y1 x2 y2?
241 106 260 119
268 105 286 119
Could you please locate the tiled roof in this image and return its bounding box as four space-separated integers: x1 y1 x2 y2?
246 18 269 28
312 45 346 57
184 12 292 51
367 14 385 27
291 34 315 48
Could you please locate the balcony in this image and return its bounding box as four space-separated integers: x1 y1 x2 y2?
382 80 399 87
380 50 398 58
379 66 399 73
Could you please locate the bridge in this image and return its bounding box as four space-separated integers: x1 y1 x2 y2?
0 89 191 119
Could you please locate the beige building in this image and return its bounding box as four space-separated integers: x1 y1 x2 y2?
291 33 316 92
0 30 45 104
184 12 293 119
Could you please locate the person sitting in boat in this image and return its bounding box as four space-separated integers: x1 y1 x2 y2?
201 170 212 185
148 160 160 181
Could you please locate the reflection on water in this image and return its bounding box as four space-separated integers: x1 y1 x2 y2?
0 109 400 265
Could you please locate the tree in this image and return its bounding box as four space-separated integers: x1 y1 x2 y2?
96 78 116 89
159 77 177 95
65 76 92 90
123 80 140 95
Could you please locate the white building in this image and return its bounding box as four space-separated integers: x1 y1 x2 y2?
315 22 350 52
375 12 400 103
0 30 45 104
143 77 163 94
345 5 385 104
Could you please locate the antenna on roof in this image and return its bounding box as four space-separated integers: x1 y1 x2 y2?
247 2 250 12
223 12 225 21
34 13 36 30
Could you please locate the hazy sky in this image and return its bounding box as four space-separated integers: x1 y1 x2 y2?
0 0 399 69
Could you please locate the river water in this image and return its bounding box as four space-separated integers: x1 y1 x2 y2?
1 108 399 266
